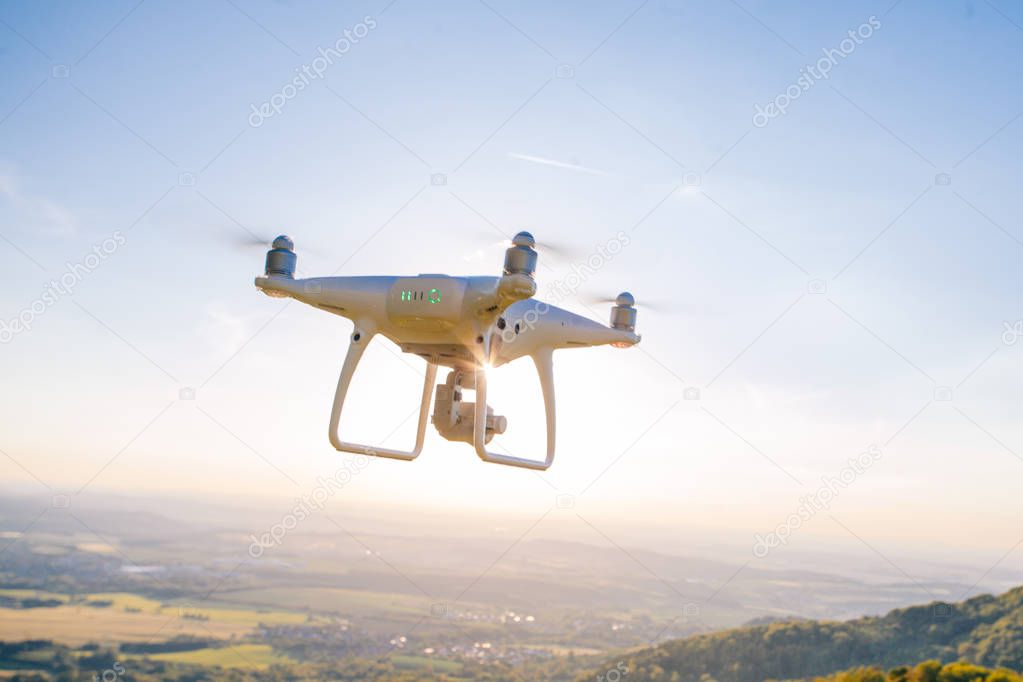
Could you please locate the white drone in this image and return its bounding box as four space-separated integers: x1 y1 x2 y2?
255 232 641 470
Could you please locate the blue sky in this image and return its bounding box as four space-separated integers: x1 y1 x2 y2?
1 0 1022 564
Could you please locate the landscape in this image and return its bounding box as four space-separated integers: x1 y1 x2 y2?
0 492 1020 681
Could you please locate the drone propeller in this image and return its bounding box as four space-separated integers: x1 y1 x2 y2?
467 230 584 262
212 225 327 260
580 292 669 313
202 220 280 252
227 230 276 250
529 237 582 261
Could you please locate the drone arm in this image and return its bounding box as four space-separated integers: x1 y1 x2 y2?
472 346 556 470
329 328 437 460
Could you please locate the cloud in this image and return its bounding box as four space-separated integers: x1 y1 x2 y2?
202 302 252 356
0 165 77 236
508 152 609 176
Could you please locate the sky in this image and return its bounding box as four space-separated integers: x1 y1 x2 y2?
0 0 1022 571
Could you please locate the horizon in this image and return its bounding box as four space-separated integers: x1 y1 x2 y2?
1 0 1022 634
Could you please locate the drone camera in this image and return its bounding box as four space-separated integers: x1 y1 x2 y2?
432 370 507 445
265 235 297 279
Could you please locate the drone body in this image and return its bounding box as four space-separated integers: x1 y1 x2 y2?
255 233 640 470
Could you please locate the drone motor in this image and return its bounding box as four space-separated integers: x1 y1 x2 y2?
609 291 637 332
503 231 538 278
264 235 297 279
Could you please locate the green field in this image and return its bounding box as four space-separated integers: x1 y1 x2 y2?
128 644 292 670
392 654 462 674
216 586 437 617
0 589 309 645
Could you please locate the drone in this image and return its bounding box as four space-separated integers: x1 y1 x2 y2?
254 232 641 470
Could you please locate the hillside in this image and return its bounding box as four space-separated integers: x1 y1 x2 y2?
577 586 1023 682
801 660 1022 682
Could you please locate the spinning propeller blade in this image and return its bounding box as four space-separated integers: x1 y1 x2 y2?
580 292 665 312
213 226 325 259
580 292 709 316
466 230 585 262
228 230 275 250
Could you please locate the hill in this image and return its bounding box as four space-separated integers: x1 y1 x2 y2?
800 660 1022 682
577 586 1023 682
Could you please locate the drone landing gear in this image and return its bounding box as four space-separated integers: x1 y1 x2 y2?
328 329 437 460
328 329 556 471
472 347 556 471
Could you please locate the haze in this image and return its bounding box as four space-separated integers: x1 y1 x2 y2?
1 0 1021 587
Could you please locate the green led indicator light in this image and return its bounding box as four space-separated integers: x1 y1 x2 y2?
399 288 440 303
